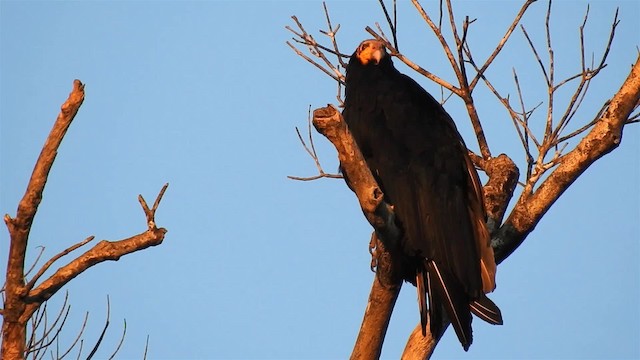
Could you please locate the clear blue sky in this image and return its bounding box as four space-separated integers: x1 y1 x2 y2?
1 1 638 359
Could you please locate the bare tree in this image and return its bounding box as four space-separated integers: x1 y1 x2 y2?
288 1 639 359
1 80 168 360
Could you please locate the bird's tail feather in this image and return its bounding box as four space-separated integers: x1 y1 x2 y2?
425 265 443 339
470 295 503 325
416 269 428 336
426 260 472 351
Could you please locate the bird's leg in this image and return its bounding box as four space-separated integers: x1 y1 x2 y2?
369 232 378 272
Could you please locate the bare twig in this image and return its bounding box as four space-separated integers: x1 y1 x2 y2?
285 41 343 84
512 68 535 179
286 13 348 84
107 320 126 360
410 0 460 78
521 26 550 87
56 312 90 359
550 7 619 146
407 0 496 159
85 297 111 360
23 247 46 279
25 237 95 293
26 293 70 355
288 107 343 181
468 0 538 90
321 2 347 69
377 0 398 49
364 29 460 94
143 335 150 360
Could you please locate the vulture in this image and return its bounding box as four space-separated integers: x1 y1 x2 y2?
341 39 502 351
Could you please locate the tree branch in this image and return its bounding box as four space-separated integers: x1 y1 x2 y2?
350 235 403 360
22 185 169 319
2 79 85 360
469 153 520 235
401 323 444 360
493 55 640 262
312 106 403 360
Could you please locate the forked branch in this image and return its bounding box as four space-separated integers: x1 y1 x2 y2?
23 184 169 311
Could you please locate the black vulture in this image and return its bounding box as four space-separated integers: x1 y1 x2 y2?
342 39 502 351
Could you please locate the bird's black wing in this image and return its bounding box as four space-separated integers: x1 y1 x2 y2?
344 69 484 347
342 57 501 349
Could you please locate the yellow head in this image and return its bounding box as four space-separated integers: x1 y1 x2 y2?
355 40 387 65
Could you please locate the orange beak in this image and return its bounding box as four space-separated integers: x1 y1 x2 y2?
356 40 387 65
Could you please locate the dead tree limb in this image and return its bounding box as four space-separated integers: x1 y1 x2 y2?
1 80 168 360
312 106 402 359
2 79 85 360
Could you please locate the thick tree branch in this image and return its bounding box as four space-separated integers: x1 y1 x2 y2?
312 106 398 233
312 106 402 360
350 235 403 360
469 153 520 235
401 323 444 360
493 56 640 262
2 79 85 360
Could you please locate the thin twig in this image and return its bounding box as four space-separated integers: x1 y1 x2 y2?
286 41 342 84
28 293 69 351
107 320 126 360
556 101 608 143
521 25 550 87
143 335 150 360
364 28 460 94
24 246 46 278
410 0 461 79
59 312 89 359
512 68 535 179
377 0 398 49
25 236 95 292
321 2 347 68
288 107 343 181
286 14 347 84
85 296 111 360
543 0 555 143
469 0 538 90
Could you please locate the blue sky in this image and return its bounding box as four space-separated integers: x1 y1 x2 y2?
1 1 638 359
